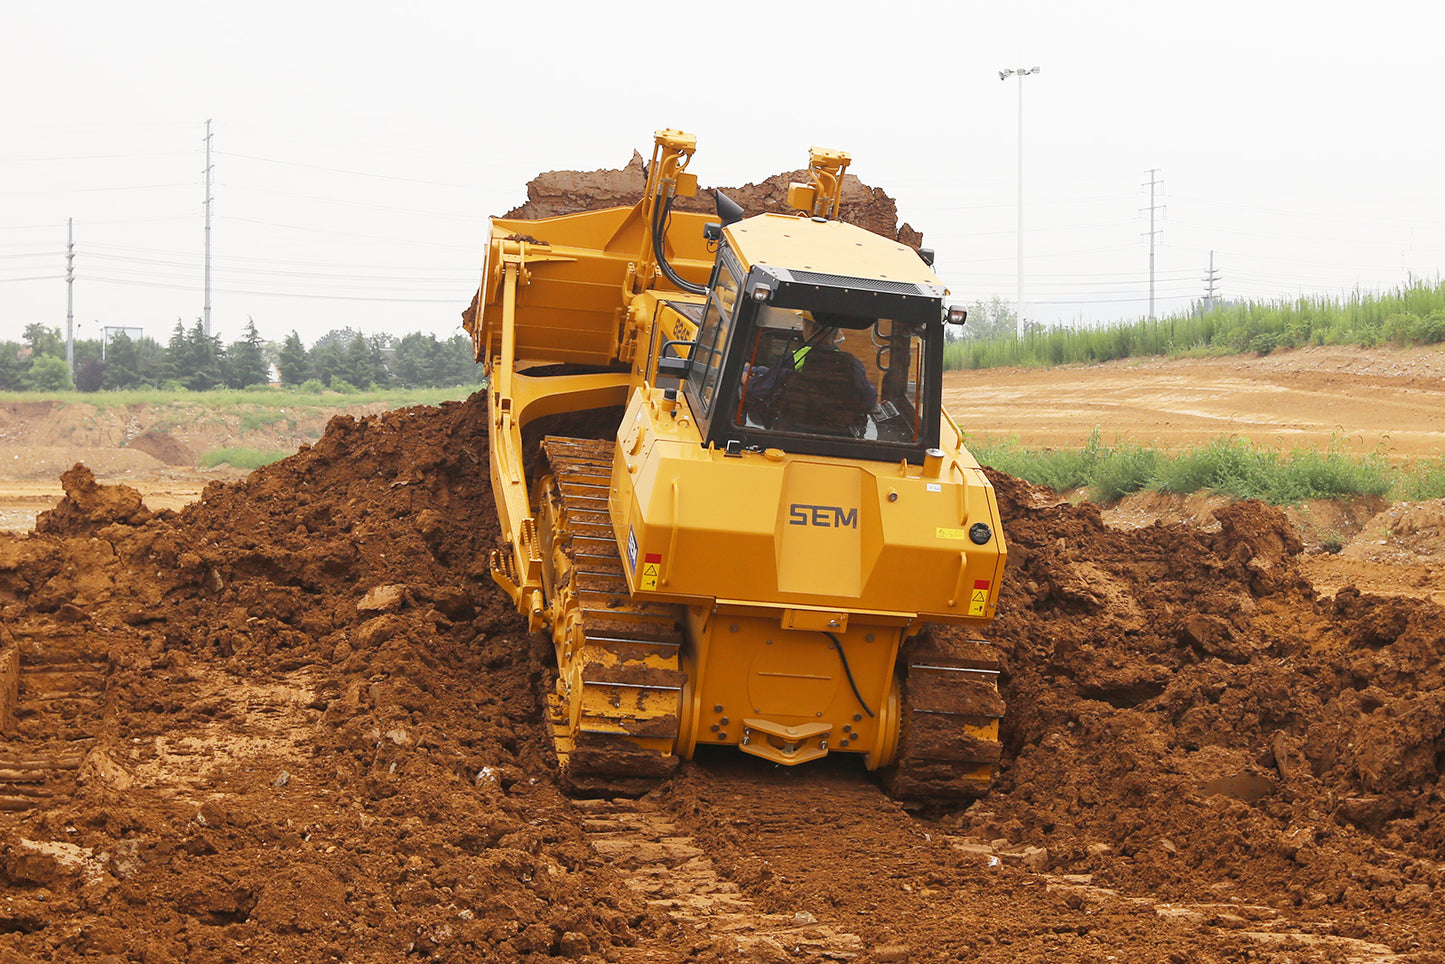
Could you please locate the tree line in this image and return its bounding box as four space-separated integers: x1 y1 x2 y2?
0 321 483 392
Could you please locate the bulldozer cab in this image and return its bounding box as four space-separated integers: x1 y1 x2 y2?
678 222 947 464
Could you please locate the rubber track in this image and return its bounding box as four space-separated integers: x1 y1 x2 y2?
540 437 687 797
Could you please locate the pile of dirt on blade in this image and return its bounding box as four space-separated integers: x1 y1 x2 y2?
930 471 1445 944
0 396 659 963
501 150 924 247
465 151 926 328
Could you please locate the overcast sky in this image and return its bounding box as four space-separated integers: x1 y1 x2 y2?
4 1 1441 349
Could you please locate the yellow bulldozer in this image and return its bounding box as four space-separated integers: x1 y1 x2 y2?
467 129 1007 800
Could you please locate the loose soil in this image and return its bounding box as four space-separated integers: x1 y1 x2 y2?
0 379 1441 962
1 155 1443 960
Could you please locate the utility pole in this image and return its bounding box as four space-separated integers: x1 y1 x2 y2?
1000 66 1040 338
1202 250 1221 312
66 218 75 371
1141 169 1164 320
203 119 214 338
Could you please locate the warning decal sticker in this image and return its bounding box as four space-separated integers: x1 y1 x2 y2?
640 552 662 591
968 579 991 616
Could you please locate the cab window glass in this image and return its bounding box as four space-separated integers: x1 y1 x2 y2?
686 258 739 413
735 312 927 444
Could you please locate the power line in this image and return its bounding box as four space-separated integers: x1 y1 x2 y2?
82 251 472 284
218 214 478 250
83 244 471 274
220 182 490 222
0 150 191 163
0 214 194 231
215 150 481 190
0 182 194 197
84 274 463 303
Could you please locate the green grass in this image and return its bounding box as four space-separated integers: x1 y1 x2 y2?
1394 456 1445 501
199 447 294 470
239 410 291 432
970 432 1414 505
946 277 1445 370
0 385 482 411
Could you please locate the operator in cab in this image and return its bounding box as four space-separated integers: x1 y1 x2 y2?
741 313 877 436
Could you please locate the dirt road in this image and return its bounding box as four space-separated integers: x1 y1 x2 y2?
944 344 1445 458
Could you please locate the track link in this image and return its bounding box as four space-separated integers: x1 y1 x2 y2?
539 437 687 796
886 636 1005 802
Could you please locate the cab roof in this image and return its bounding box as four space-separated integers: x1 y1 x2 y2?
724 213 946 296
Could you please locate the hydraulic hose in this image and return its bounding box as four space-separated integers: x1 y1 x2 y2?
824 631 875 719
653 194 707 295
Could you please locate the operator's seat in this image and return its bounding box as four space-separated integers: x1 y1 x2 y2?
774 349 872 435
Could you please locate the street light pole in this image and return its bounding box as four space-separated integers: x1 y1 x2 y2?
999 66 1040 340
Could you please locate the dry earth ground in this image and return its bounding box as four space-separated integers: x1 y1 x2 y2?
942 344 1445 458
0 348 1442 963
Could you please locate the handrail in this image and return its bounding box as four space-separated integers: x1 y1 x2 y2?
947 551 970 608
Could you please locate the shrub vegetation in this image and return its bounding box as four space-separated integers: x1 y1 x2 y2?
945 278 1445 370
970 432 1432 505
199 448 294 470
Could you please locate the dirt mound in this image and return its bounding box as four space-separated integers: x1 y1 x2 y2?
1343 499 1445 565
125 428 195 467
1 400 1444 958
35 463 156 534
0 400 643 961
934 472 1445 942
